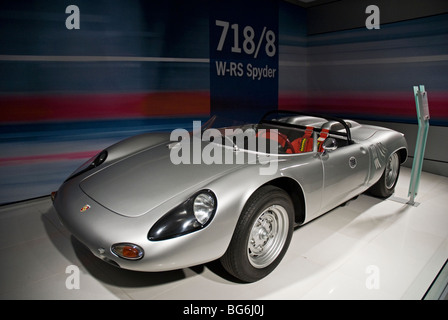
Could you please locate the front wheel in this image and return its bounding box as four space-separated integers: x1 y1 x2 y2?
220 185 294 282
368 152 401 198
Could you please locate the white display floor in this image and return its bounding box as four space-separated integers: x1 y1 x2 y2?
1 167 447 300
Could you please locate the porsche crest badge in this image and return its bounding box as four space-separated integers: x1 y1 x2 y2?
80 204 91 213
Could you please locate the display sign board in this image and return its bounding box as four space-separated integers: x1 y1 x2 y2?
210 0 279 121
420 90 430 120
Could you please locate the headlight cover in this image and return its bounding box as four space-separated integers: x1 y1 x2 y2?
65 150 108 182
148 190 217 241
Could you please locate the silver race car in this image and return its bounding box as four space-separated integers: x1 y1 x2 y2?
52 110 407 282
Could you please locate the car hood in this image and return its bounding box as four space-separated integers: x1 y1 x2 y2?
80 142 245 217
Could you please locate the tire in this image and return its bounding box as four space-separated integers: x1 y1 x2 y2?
220 185 294 283
368 152 401 198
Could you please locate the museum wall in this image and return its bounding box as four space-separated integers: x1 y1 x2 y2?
0 1 210 120
278 1 307 110
307 0 448 35
303 0 448 176
0 0 211 203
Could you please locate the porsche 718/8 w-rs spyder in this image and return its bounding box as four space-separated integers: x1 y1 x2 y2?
52 110 407 282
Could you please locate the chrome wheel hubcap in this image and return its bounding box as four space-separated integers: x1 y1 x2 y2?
385 153 399 189
247 205 289 269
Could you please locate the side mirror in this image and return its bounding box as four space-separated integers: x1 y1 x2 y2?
322 138 337 153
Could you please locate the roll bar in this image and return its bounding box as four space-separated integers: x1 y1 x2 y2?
259 110 353 144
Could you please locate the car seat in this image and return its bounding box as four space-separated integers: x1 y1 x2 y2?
289 127 330 153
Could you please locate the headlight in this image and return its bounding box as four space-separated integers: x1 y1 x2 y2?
65 150 108 182
92 150 108 167
193 192 216 225
148 190 217 241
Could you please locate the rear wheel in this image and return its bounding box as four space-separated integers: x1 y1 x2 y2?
220 185 294 282
368 152 400 198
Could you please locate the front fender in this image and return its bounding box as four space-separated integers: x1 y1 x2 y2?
367 131 408 186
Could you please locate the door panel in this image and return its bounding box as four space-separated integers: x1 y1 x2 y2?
321 143 370 212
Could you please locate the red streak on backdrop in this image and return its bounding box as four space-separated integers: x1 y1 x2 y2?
279 91 448 120
0 150 100 166
2 90 447 123
0 91 210 123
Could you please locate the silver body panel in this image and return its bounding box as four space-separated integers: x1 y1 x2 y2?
53 115 407 272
